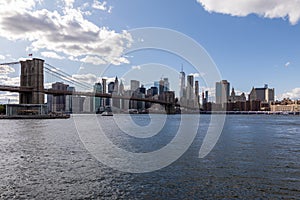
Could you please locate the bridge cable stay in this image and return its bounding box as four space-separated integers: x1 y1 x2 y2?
44 67 92 91
0 61 20 66
44 63 92 89
44 67 91 90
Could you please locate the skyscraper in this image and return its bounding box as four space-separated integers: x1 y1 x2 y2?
215 80 230 105
159 79 165 95
163 78 170 92
249 84 275 103
114 76 119 94
195 80 199 107
102 78 107 94
130 80 140 91
179 67 186 98
93 82 102 112
186 75 194 100
119 80 124 95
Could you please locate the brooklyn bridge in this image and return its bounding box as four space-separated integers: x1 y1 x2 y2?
0 58 182 115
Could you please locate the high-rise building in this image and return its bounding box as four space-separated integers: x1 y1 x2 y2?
108 82 115 94
119 80 124 95
102 78 107 94
163 78 170 92
179 67 186 98
66 86 75 113
195 80 199 107
186 75 194 100
114 76 119 94
102 78 107 107
48 82 69 112
249 84 275 103
131 80 140 92
215 80 230 105
154 81 159 89
93 82 102 112
159 79 165 95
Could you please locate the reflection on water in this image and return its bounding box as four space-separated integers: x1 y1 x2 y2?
0 115 299 199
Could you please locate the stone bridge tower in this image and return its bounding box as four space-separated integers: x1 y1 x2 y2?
19 58 44 104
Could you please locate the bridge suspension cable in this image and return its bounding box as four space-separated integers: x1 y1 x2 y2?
0 61 20 66
44 63 92 90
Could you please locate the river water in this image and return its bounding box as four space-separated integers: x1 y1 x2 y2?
0 115 299 199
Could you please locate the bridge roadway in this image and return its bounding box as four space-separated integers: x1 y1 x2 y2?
0 85 176 106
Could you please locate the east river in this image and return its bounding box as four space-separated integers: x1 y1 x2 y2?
0 115 299 199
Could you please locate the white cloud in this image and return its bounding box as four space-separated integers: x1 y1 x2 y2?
0 55 5 60
72 73 99 85
64 0 75 9
197 0 300 25
132 65 141 70
0 1 132 65
278 88 300 100
0 65 15 74
41 51 65 60
0 91 19 104
0 75 20 86
189 72 205 77
92 1 112 13
285 61 291 67
80 55 106 65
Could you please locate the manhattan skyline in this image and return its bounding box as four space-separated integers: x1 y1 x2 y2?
1 0 300 103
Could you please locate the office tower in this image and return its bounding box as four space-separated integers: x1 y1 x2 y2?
163 78 170 92
186 75 194 100
147 86 158 96
102 78 107 106
154 81 159 89
139 85 146 94
195 80 199 107
119 80 124 95
50 82 69 112
179 68 186 98
131 80 140 91
93 82 102 112
249 84 275 103
102 78 107 94
66 86 75 113
108 82 115 93
159 79 165 95
215 80 230 105
114 76 119 94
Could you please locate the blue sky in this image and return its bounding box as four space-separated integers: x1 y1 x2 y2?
1 0 300 103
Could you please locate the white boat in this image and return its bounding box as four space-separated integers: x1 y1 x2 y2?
101 111 113 116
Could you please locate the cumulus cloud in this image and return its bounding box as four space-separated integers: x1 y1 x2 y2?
0 91 19 104
278 88 300 100
0 65 15 74
41 51 65 60
0 1 132 65
72 73 99 85
0 75 20 86
92 1 113 13
197 0 300 25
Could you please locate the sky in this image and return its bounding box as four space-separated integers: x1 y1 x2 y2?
1 0 300 103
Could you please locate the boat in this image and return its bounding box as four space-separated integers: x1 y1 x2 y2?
101 111 113 116
101 106 113 116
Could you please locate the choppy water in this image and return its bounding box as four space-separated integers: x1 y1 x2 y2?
0 115 299 199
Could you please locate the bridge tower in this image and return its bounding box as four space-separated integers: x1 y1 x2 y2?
19 58 44 104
